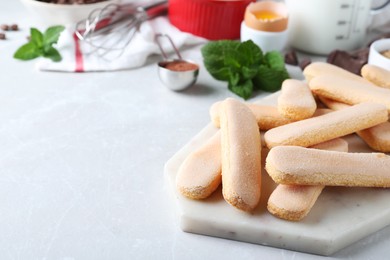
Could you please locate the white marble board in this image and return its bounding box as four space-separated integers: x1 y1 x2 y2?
164 92 390 256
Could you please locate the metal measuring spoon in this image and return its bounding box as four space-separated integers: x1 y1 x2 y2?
155 34 199 91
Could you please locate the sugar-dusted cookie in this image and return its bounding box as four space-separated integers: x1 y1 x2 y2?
309 75 390 112
210 101 293 130
264 102 388 148
266 146 390 187
220 98 261 212
277 79 316 120
319 96 390 153
303 62 367 83
267 138 348 221
361 64 390 89
176 131 222 199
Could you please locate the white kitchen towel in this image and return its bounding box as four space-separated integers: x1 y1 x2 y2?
37 16 206 72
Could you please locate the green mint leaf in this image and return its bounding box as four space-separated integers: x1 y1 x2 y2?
43 25 65 46
228 79 253 100
224 51 242 69
13 26 64 62
229 71 240 87
253 65 289 92
223 40 262 72
13 42 41 60
241 66 259 80
201 39 289 99
253 51 289 92
202 40 261 82
30 28 43 48
43 46 62 62
201 40 240 81
264 51 285 69
237 40 263 66
206 67 232 81
201 40 240 59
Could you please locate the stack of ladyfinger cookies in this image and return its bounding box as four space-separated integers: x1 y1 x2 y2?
176 62 390 221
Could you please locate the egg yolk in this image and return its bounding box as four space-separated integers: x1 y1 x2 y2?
253 10 281 20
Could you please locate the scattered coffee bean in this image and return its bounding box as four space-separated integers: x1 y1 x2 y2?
299 58 311 70
0 24 9 31
284 50 299 66
10 24 18 31
0 33 6 40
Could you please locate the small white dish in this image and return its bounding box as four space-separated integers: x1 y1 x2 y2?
368 38 390 71
240 21 288 52
20 0 120 26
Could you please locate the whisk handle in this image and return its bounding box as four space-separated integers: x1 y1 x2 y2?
155 33 183 61
144 0 168 19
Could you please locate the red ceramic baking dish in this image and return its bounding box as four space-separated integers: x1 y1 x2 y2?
168 0 255 40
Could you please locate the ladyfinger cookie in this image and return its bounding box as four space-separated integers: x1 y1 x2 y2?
266 146 390 187
310 137 349 151
176 131 222 199
264 102 388 148
303 62 367 84
357 122 390 153
319 96 390 152
318 95 349 110
209 101 222 127
361 64 390 89
210 101 293 130
277 79 317 120
267 138 348 221
268 185 325 221
220 98 261 212
309 74 390 112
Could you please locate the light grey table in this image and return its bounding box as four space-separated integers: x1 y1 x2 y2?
0 1 389 259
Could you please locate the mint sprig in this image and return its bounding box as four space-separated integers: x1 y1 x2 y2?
14 25 65 62
201 40 289 100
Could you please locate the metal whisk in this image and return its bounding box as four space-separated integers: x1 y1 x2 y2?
75 0 168 58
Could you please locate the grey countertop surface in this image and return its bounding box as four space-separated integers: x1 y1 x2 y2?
0 1 389 259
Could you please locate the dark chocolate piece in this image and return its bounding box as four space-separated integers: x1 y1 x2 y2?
284 50 299 66
327 49 368 75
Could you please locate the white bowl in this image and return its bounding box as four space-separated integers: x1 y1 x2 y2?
20 0 120 26
368 38 390 71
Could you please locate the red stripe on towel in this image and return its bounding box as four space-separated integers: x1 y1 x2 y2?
73 33 84 72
